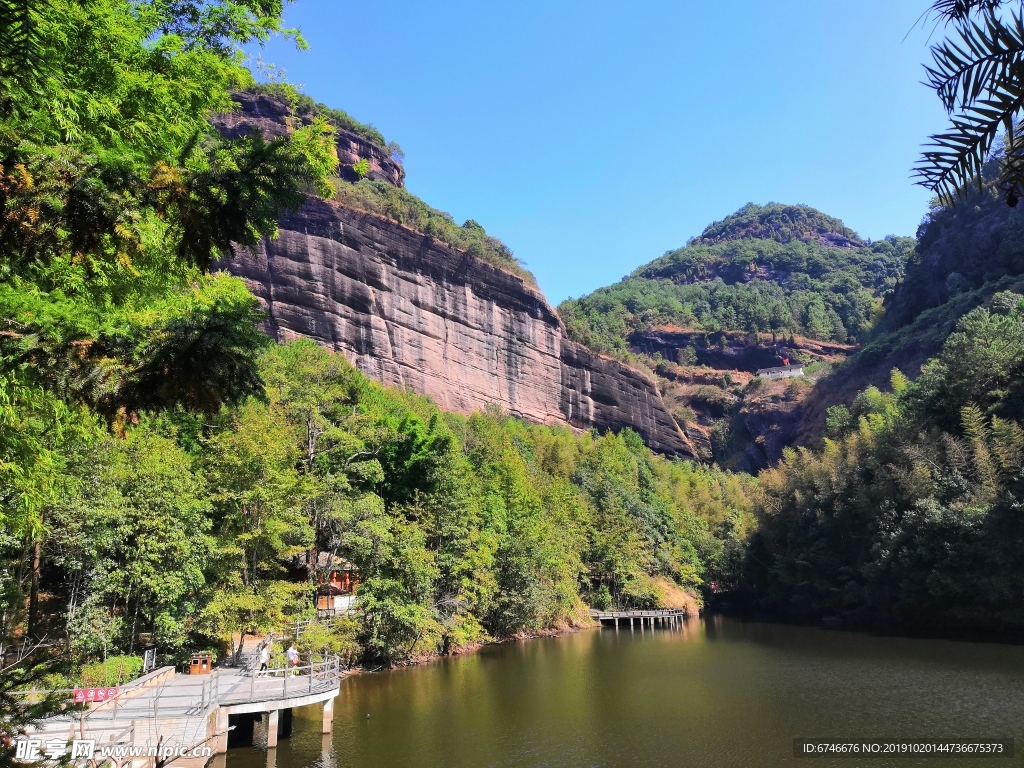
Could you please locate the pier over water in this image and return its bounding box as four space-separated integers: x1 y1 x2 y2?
25 653 341 768
590 608 689 628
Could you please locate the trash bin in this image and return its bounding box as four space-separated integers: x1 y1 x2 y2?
189 652 212 675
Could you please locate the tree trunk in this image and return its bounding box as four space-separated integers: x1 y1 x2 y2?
128 593 140 656
27 539 42 640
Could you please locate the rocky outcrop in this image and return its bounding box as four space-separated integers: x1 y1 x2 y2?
630 328 854 372
214 92 406 187
735 377 810 469
629 328 855 471
558 341 693 455
225 199 694 457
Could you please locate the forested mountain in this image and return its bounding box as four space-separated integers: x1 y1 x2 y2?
798 175 1024 444
557 203 916 470
750 292 1024 634
742 170 1024 635
559 203 914 355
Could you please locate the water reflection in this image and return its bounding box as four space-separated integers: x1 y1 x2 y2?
226 617 1024 768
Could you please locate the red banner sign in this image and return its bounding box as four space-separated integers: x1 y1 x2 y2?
73 687 118 704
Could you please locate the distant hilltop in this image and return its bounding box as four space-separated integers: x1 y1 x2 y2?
692 202 865 248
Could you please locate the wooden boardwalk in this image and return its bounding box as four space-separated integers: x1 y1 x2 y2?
25 655 342 768
590 608 689 628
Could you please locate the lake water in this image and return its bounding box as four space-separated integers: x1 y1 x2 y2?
224 616 1024 768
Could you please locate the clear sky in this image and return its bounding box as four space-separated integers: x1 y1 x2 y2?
253 0 949 304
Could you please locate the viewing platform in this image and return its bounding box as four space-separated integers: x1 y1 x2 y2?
590 608 688 628
24 654 342 768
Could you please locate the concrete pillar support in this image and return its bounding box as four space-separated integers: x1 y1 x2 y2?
213 708 229 755
322 697 334 734
267 709 279 749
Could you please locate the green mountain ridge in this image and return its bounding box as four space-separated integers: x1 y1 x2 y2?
559 203 914 357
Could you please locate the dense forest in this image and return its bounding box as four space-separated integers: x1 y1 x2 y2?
750 291 1024 633
38 340 754 666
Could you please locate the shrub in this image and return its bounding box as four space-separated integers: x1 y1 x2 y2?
333 180 535 284
79 656 143 687
243 84 388 148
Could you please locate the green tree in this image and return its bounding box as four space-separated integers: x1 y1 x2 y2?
202 403 312 653
49 429 213 656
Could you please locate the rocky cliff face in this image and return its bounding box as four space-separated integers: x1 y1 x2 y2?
226 198 694 457
623 328 855 470
630 328 854 372
215 92 406 187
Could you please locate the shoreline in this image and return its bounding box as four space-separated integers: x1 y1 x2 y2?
342 618 599 677
339 607 705 678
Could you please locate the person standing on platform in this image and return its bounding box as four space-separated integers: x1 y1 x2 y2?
286 643 300 675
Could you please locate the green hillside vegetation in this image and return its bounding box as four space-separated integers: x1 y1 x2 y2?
751 292 1024 634
333 179 533 284
245 82 392 151
39 339 754 667
796 167 1024 444
695 202 861 245
559 204 914 357
884 175 1022 332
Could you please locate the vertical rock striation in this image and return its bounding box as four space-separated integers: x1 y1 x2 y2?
226 199 694 457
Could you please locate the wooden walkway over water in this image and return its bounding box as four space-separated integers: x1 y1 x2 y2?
590 608 688 628
24 653 342 768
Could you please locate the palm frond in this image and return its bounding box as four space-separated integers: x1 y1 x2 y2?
0 0 38 76
929 0 1005 24
915 8 1024 203
924 10 1024 112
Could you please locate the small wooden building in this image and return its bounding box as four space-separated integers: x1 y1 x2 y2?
315 554 359 614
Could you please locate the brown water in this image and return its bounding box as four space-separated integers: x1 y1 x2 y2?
224 616 1024 768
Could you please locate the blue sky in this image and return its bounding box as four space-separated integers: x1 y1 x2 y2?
254 0 948 304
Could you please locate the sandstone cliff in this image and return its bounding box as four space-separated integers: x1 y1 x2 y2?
226 199 694 457
215 91 406 187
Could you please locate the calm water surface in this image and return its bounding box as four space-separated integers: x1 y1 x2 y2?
225 617 1024 768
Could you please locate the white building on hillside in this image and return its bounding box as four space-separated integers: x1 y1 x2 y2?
755 363 805 379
